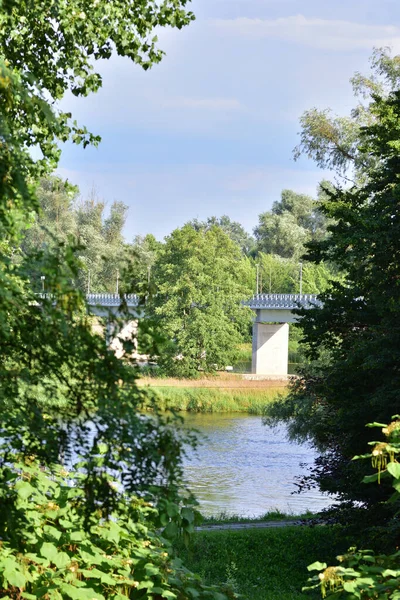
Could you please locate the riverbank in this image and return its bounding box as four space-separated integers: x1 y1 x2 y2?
175 524 350 600
138 374 288 414
200 509 315 526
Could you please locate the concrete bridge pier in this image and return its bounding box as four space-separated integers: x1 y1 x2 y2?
246 295 320 376
252 321 289 376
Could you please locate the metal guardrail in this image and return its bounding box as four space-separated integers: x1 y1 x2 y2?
36 293 140 307
86 294 139 306
36 293 321 310
243 293 322 310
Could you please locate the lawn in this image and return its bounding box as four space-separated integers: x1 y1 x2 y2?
175 525 350 600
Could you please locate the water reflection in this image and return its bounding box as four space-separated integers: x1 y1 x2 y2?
182 413 332 517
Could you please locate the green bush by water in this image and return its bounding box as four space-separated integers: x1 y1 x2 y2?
175 526 350 600
146 386 284 414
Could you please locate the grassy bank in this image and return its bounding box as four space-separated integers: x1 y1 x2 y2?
142 385 285 414
175 525 349 600
200 509 316 525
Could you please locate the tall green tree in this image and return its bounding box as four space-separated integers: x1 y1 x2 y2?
0 2 233 598
148 224 253 377
128 233 163 294
21 178 129 292
0 0 196 488
267 90 400 507
295 47 400 180
189 215 255 256
254 188 328 260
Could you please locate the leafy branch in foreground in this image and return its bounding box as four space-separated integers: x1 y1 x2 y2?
304 418 400 599
0 458 231 600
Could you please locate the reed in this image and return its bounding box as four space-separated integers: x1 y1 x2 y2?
143 385 285 414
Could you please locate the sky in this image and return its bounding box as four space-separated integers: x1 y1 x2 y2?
57 0 400 241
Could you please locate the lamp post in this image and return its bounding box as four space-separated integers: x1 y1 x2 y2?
41 275 45 293
256 263 259 295
299 262 303 295
87 270 91 294
116 269 119 294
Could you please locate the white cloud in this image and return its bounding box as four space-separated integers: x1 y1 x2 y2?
210 15 400 52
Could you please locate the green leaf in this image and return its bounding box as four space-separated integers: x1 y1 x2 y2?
166 502 179 518
53 552 71 569
181 507 194 523
160 591 177 599
163 521 179 538
387 462 400 479
3 558 27 588
362 472 380 483
15 481 34 500
40 542 59 561
307 561 327 571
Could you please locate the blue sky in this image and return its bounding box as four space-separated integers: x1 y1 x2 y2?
57 0 400 241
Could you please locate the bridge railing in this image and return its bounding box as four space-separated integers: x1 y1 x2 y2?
36 293 321 310
243 293 322 309
86 293 139 306
36 293 140 307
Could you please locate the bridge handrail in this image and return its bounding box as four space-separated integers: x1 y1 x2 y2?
243 293 322 309
36 293 140 307
36 293 321 310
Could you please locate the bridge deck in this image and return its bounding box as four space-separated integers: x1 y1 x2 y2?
37 293 321 310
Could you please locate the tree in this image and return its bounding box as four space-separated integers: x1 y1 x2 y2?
267 90 400 507
21 177 78 254
189 215 255 256
256 252 333 295
21 178 129 292
254 210 309 260
128 233 163 294
0 3 233 598
148 224 253 377
254 188 329 260
0 0 197 492
294 47 400 180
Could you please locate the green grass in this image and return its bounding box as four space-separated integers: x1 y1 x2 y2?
145 386 285 414
175 526 350 600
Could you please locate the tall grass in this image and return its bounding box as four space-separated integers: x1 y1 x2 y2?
143 386 285 414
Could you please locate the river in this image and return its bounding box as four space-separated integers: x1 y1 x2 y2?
182 413 332 517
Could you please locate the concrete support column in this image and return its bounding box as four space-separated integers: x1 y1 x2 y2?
252 322 289 376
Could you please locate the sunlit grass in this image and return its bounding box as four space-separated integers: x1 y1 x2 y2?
175 526 350 600
142 385 286 414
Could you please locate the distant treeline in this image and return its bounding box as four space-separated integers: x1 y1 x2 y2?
22 176 339 297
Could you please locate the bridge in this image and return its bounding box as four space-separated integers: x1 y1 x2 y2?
84 293 320 377
38 293 321 376
243 294 321 376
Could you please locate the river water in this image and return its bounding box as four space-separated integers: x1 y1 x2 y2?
182 413 332 517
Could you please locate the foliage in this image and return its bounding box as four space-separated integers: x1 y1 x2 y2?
304 418 400 599
254 188 329 261
188 216 255 257
256 252 333 294
266 89 400 505
147 224 253 377
21 178 129 292
128 234 163 295
0 458 230 600
0 2 233 600
175 524 350 600
294 47 400 180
